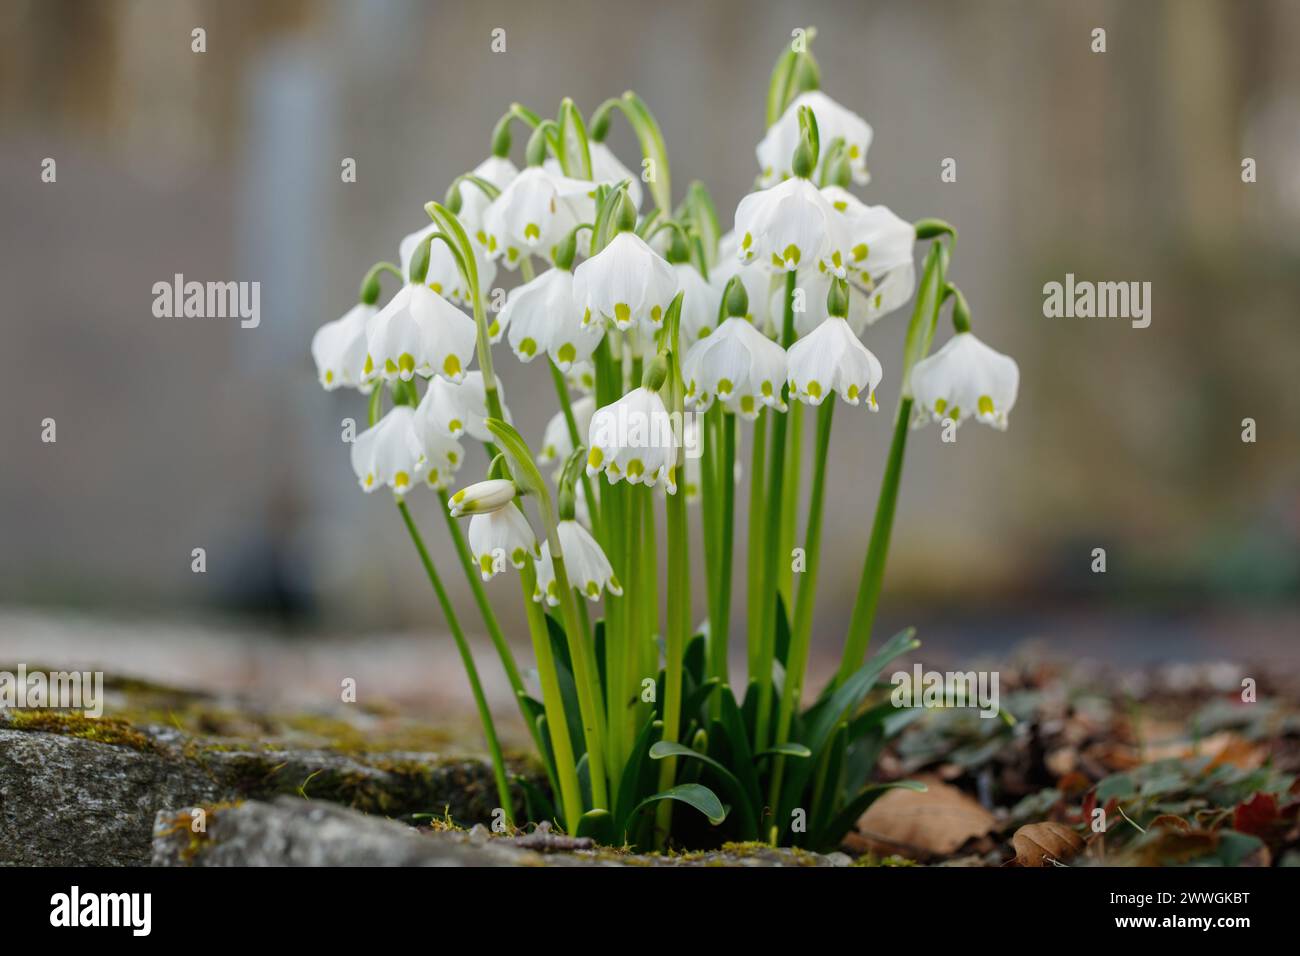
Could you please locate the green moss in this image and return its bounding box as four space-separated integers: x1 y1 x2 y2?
157 801 244 863
5 710 157 752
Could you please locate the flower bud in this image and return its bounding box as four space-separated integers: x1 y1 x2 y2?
723 275 749 319
491 114 513 159
642 353 670 392
448 478 518 517
826 276 850 319
791 139 816 180
407 235 432 285
614 190 638 234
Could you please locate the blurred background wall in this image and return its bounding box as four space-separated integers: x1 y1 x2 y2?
1 0 1297 677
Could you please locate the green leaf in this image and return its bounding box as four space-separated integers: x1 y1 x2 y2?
716 687 763 816
803 628 918 758
619 91 671 214
765 46 799 128
629 783 728 836
813 781 928 852
650 739 756 838
683 181 721 269
615 718 663 832
755 742 812 759
558 98 593 180
774 593 793 668
544 614 587 764
485 417 548 500
575 808 616 845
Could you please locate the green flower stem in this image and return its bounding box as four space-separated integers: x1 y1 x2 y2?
640 483 660 660
835 237 950 686
548 360 602 541
709 411 737 710
655 296 690 846
768 397 834 810
519 559 584 832
745 408 769 682
396 500 514 827
699 406 720 640
437 489 539 749
753 271 798 750
778 401 803 604
548 544 610 811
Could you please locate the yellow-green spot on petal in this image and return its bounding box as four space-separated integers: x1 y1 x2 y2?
717 377 734 396
626 459 644 479
479 555 494 575
849 144 861 159
546 581 559 600
651 305 662 324
398 353 415 374
847 384 860 401
806 380 823 399
447 451 458 464
585 581 599 598
934 398 947 415
771 253 785 268
476 230 488 245
394 471 410 489
519 337 537 357
428 469 441 486
507 247 518 262
324 370 334 384
614 303 631 325
524 223 540 241
587 447 604 469
511 547 526 567
488 320 500 338
556 342 576 364
782 244 801 266
833 200 847 212
451 490 467 504
852 243 868 262
365 474 375 487
950 406 961 420
363 355 374 375
429 282 443 294
443 354 461 377
978 395 995 416
740 395 755 414
448 418 463 433
761 381 774 397
384 358 399 374
741 232 753 250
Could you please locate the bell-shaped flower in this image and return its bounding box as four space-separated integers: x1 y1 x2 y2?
454 154 519 241
674 262 722 347
533 519 623 604
786 315 883 409
364 282 476 384
586 386 678 492
757 90 873 187
734 176 851 276
821 187 914 317
566 360 596 395
573 231 680 333
399 223 497 307
713 233 776 336
493 267 604 370
350 406 427 496
538 395 597 468
909 332 1019 430
467 505 538 581
683 317 788 419
312 303 376 391
481 166 595 270
448 478 518 517
415 370 509 444
544 141 642 208
409 418 464 491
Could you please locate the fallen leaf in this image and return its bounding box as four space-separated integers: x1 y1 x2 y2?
856 776 995 859
1232 792 1279 839
1011 821 1085 866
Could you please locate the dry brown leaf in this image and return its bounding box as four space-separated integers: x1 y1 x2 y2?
1011 821 1086 867
856 776 996 859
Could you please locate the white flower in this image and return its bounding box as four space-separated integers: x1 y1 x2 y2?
786 315 883 408
311 303 376 391
448 478 517 517
757 90 873 187
586 386 678 491
364 282 476 384
713 233 776 336
909 332 1020 430
467 506 538 580
538 395 597 467
533 519 622 604
411 422 464 490
481 166 595 270
545 141 642 208
415 370 508 443
350 406 427 496
573 231 680 333
399 223 497 307
493 267 603 370
734 176 851 276
821 188 914 317
455 154 519 240
683 317 788 419
674 262 722 347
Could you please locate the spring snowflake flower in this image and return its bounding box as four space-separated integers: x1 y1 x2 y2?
586 386 678 492
467 505 538 581
713 233 776 336
786 314 883 408
493 267 604 370
757 90 873 187
538 395 597 467
533 519 623 604
415 370 508 444
364 282 477 384
545 141 643 208
481 166 595 269
909 332 1020 430
399 223 497 307
683 317 788 418
311 302 376 391
447 478 518 517
573 231 680 333
734 176 851 277
350 406 427 495
408 414 464 491
454 154 519 240
565 360 596 394
674 262 722 347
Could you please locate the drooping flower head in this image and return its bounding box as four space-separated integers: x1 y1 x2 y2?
415 370 509 443
586 385 678 492
350 406 427 496
447 478 518 517
786 276 883 408
573 224 680 334
910 332 1019 431
757 90 873 188
533 519 622 604
399 222 497 307
467 505 538 581
312 302 376 391
734 176 851 277
481 166 595 269
493 267 603 370
683 276 787 418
